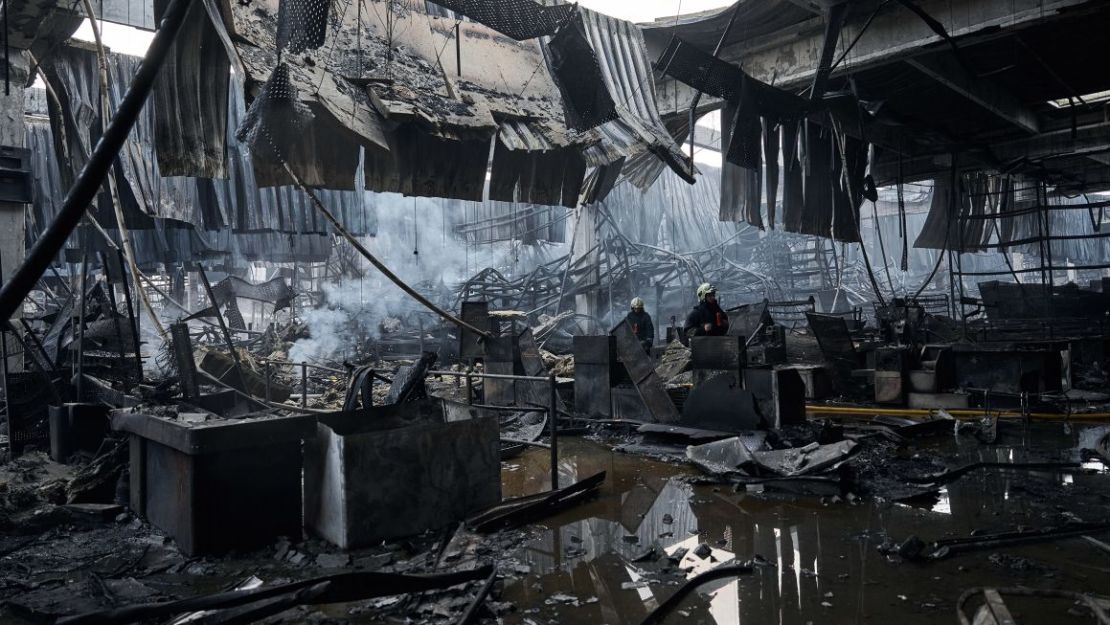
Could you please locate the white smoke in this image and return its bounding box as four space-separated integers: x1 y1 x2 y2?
289 191 569 363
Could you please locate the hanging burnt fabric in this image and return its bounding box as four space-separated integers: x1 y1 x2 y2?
781 120 804 233
153 0 230 177
547 12 618 131
913 176 954 250
719 101 761 228
391 125 491 202
276 0 331 53
654 36 808 122
561 152 587 209
425 0 575 40
236 64 315 166
488 140 520 203
725 78 763 171
914 173 995 251
580 158 625 205
997 175 1015 243
490 140 586 208
830 134 865 243
763 119 780 229
798 123 834 238
962 172 991 250
211 276 296 312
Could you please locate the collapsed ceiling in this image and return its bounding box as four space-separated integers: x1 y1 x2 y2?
150 0 693 206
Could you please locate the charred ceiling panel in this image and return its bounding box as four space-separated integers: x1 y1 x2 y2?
152 0 230 178
30 51 376 239
224 0 588 203
571 7 693 189
7 0 83 56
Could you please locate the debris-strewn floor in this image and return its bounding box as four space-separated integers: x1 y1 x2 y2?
1 423 1108 625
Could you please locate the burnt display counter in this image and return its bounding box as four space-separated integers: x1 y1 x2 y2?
112 410 316 556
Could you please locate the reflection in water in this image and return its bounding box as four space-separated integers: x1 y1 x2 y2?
932 487 952 514
498 426 1110 625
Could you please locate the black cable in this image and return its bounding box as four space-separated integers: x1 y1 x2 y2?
3 0 9 96
827 0 888 74
871 200 896 294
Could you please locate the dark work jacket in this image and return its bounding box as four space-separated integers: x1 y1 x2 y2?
625 310 655 351
684 301 729 337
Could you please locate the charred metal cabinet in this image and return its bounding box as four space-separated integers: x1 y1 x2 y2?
459 301 491 360
573 336 621 418
114 412 315 556
690 336 746 385
49 403 110 463
484 335 522 405
304 400 500 549
742 368 806 428
873 347 909 405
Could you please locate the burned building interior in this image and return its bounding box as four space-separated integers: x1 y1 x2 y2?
3 0 1110 622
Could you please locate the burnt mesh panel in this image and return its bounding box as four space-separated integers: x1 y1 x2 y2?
655 36 741 102
236 64 315 163
277 0 331 53
427 0 575 40
547 13 617 130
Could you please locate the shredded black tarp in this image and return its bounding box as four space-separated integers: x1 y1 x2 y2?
426 0 574 40
719 100 761 227
657 37 870 242
488 140 586 208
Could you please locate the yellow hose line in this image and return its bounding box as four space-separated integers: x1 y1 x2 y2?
806 404 1110 422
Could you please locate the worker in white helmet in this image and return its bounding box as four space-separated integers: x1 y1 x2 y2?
683 283 729 338
626 297 654 353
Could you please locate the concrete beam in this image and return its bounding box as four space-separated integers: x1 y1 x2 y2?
871 121 1110 184
995 120 1110 162
906 55 1041 135
723 0 1096 89
654 74 723 119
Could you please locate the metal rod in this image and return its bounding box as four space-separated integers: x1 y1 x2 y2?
0 0 196 324
0 256 11 456
468 403 547 413
301 361 308 409
465 369 473 406
117 247 143 381
99 251 129 375
18 319 54 374
455 22 461 77
264 361 272 403
427 369 550 383
76 253 88 400
549 374 559 490
197 265 244 388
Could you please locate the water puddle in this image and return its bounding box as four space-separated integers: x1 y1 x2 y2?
498 424 1110 625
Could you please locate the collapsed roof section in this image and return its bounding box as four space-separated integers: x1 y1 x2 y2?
156 0 691 205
